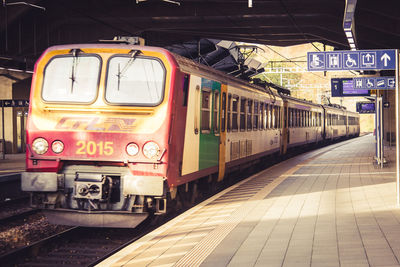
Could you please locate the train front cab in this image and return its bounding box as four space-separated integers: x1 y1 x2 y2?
21 44 181 227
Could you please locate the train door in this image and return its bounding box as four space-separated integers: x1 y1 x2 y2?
199 78 220 171
218 85 227 182
14 108 28 153
281 101 288 155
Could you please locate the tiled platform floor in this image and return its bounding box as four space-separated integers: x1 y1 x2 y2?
99 135 400 267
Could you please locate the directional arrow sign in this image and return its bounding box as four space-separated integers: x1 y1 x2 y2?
381 53 391 67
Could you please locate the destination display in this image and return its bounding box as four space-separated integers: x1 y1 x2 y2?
331 78 370 97
356 102 376 114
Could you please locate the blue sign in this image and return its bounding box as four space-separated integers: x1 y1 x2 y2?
356 102 375 114
308 49 397 71
331 78 370 97
353 77 395 90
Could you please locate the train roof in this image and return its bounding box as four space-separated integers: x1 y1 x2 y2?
171 52 281 98
280 94 323 109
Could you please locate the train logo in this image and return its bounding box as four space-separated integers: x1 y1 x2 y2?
55 117 136 132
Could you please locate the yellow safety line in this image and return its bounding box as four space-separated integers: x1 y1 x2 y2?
298 162 371 166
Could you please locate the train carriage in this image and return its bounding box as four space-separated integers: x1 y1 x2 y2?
323 105 352 140
346 110 360 138
281 95 324 151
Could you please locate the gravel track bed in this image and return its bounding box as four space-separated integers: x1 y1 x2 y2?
0 212 71 256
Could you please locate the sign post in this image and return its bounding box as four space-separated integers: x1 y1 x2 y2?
396 51 400 205
376 96 384 168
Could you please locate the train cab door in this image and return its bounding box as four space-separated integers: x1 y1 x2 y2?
218 85 227 182
280 101 288 155
199 78 221 172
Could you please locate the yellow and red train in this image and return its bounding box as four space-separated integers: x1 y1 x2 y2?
21 43 360 227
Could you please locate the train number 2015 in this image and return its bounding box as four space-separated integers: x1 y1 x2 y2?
76 141 114 156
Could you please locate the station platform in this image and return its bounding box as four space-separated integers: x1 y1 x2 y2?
98 134 400 267
0 153 25 176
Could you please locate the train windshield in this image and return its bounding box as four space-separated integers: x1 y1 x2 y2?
106 56 165 106
42 55 100 103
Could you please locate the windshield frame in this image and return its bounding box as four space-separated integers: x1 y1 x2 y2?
104 54 166 107
41 53 102 105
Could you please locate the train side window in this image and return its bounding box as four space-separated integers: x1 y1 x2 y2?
300 110 304 127
232 95 239 131
247 100 253 130
240 97 246 131
265 104 269 129
293 109 296 127
254 101 259 130
213 91 220 133
318 113 322 127
227 94 232 132
260 103 264 129
290 108 293 128
277 106 281 128
182 74 190 106
298 110 302 127
201 90 211 133
221 92 226 132
268 104 272 129
272 105 276 128
284 107 287 128
298 110 301 127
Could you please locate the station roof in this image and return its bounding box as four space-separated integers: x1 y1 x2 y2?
0 0 399 71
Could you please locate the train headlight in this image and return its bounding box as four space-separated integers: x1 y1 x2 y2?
143 141 160 159
126 143 139 156
32 138 48 155
51 140 64 154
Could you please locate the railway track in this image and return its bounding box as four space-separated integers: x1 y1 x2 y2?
0 208 39 225
0 173 26 202
0 217 156 266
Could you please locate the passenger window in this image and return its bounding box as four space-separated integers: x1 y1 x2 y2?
265 104 269 129
232 95 239 131
268 104 272 129
201 90 211 133
221 92 226 132
318 113 322 127
247 100 253 130
260 103 264 130
275 106 280 128
240 97 246 131
272 105 276 128
213 91 220 133
182 74 190 106
254 101 259 130
227 94 232 132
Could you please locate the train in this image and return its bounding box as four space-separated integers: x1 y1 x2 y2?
21 43 360 227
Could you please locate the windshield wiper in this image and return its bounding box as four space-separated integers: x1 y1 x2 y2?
116 50 141 91
69 49 81 94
